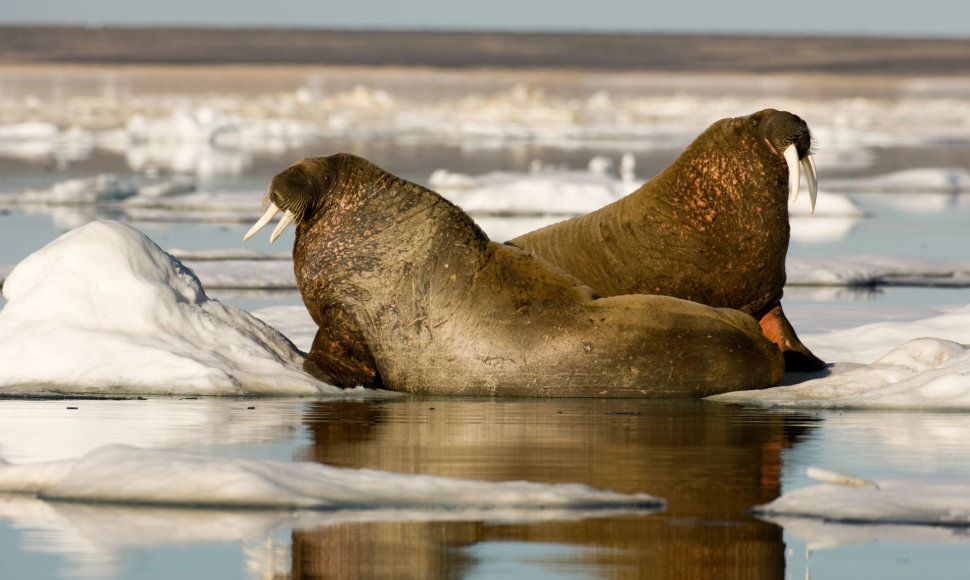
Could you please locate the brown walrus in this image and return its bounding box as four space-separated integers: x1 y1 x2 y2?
510 109 825 372
244 153 784 397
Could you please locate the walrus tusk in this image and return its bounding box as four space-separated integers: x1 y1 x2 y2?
243 202 281 241
801 154 818 214
783 144 800 204
269 210 296 243
785 146 819 214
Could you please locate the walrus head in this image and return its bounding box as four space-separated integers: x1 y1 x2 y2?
243 153 470 247
747 108 818 212
243 157 336 242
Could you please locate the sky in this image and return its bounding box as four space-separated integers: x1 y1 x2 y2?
0 0 968 38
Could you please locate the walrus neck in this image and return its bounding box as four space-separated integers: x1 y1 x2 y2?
293 170 489 316
660 127 787 214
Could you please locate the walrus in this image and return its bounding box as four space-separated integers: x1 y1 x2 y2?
510 109 825 372
243 153 784 397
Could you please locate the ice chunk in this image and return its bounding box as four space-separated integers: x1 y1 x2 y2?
753 468 970 525
0 444 664 511
0 220 330 395
711 337 970 410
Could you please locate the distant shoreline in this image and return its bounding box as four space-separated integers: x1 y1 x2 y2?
2 25 970 76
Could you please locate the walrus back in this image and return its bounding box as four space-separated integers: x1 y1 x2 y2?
369 242 784 397
510 184 667 297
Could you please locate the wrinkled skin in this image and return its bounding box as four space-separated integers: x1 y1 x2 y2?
511 109 826 372
248 153 785 397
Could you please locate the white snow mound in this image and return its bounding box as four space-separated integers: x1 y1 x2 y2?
0 220 329 395
711 337 970 410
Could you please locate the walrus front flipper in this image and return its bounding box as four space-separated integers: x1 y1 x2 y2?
758 304 826 372
304 311 383 389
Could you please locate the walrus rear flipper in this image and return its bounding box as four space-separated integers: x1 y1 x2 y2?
758 305 826 372
304 313 383 389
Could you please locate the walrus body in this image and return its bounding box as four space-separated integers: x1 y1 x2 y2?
244 153 784 397
511 109 825 371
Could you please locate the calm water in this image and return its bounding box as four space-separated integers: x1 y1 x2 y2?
3 397 969 579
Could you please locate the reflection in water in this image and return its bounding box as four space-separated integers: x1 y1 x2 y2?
292 399 817 579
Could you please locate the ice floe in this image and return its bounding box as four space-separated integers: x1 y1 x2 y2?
15 174 137 204
786 255 970 287
4 72 970 168
753 467 970 526
711 304 970 409
0 444 662 511
828 168 970 193
0 443 660 578
806 304 970 364
21 233 970 297
0 220 329 396
430 155 638 217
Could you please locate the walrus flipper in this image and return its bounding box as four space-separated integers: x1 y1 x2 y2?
758 304 826 372
304 311 383 389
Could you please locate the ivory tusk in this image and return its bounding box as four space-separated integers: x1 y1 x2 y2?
269 210 296 243
243 202 281 241
801 154 818 214
783 144 800 203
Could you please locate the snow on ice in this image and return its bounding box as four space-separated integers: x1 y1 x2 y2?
753 467 970 526
0 444 661 578
0 220 331 396
711 307 970 409
0 444 662 511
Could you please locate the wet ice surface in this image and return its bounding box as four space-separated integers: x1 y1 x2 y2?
753 467 970 525
0 444 660 511
2 67 970 578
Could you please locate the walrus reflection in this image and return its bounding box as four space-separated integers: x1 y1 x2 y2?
510 109 825 372
289 399 817 579
244 153 784 397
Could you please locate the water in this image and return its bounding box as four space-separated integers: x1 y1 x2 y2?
1 398 968 579
3 65 970 577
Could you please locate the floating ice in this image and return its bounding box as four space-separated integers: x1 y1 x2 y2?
807 304 970 364
179 257 297 289
14 174 137 204
763 516 970 554
429 158 636 217
828 168 970 193
711 306 970 409
0 444 661 578
0 444 663 511
786 255 970 287
753 467 970 526
0 220 330 396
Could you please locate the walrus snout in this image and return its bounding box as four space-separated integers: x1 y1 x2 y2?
243 158 333 243
751 109 818 213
